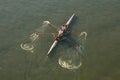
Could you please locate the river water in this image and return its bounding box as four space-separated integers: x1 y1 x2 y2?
0 0 120 80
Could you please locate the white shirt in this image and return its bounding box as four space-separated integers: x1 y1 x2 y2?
62 26 67 30
58 30 63 34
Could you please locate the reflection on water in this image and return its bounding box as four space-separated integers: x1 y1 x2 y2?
58 32 87 70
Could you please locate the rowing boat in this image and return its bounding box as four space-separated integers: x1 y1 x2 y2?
47 14 75 55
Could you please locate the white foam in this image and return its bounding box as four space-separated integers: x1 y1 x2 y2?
43 21 50 25
58 49 82 70
20 23 48 52
58 58 82 70
20 43 34 51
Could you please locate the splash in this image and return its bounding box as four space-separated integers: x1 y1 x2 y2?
20 32 39 52
79 32 87 40
77 32 87 52
58 48 82 70
58 32 87 70
20 21 51 52
43 21 50 25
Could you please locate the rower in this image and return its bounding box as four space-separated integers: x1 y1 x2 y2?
57 29 63 37
56 27 65 41
62 25 67 32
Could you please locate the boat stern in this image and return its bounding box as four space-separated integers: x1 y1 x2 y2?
47 40 58 55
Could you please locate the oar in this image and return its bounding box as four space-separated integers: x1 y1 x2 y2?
71 31 87 36
65 37 81 47
35 32 57 38
43 21 59 30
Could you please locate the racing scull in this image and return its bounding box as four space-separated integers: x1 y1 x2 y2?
47 14 75 55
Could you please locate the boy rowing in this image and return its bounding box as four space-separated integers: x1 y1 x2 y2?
56 25 67 41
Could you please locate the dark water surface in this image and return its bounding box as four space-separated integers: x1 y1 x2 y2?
0 0 120 80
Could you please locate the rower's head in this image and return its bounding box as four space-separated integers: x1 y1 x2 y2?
63 25 66 27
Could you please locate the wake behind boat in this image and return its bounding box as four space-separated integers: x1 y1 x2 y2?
47 14 75 55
